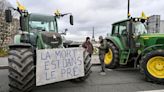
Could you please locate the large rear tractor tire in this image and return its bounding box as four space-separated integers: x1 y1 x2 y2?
141 50 164 84
71 51 92 82
104 42 119 69
8 47 35 92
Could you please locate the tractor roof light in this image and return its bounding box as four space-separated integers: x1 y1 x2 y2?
133 18 146 23
133 18 139 22
135 18 138 21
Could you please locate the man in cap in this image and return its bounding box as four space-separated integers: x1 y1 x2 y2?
97 36 107 75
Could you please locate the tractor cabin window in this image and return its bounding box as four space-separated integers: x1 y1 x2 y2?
119 22 127 35
112 22 127 36
29 21 55 32
133 22 147 36
112 24 119 35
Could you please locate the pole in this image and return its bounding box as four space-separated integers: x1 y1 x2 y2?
92 27 95 41
127 0 130 18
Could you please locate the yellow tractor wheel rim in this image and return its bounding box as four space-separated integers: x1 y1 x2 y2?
147 56 164 78
104 49 113 65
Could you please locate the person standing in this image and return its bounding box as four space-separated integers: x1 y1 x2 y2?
82 37 94 57
98 36 107 75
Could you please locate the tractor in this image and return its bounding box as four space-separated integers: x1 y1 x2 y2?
105 17 164 83
5 4 92 92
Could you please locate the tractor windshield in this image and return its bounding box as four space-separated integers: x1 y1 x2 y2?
134 22 147 35
29 21 55 32
29 14 57 32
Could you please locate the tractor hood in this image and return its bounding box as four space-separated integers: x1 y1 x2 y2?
140 33 164 39
40 31 62 48
139 33 164 47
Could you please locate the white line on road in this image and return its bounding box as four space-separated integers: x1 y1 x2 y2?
137 89 164 92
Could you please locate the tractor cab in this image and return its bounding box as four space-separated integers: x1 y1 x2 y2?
5 7 73 49
111 18 148 50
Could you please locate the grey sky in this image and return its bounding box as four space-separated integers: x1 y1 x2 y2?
8 0 164 41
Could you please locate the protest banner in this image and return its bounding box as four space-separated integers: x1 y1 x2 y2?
36 48 84 86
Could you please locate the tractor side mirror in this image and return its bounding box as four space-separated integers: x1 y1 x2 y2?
20 16 26 31
5 9 12 23
61 29 68 35
70 15 73 25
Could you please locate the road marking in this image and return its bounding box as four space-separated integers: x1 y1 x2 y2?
137 89 164 92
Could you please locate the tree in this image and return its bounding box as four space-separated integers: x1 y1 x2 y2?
0 0 19 56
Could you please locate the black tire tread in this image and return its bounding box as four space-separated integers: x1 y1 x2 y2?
105 42 119 69
140 50 164 84
8 48 35 92
71 53 92 82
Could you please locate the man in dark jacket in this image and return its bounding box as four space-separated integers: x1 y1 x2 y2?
98 36 107 75
82 37 94 57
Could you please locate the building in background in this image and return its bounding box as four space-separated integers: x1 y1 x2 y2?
147 15 160 33
160 20 164 33
147 15 164 33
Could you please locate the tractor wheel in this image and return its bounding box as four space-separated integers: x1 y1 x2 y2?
141 50 164 83
71 51 92 82
104 42 119 69
8 47 35 92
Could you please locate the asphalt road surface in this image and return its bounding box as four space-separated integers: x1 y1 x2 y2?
0 57 164 92
0 66 164 92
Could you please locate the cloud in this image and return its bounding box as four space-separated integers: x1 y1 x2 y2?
7 0 164 41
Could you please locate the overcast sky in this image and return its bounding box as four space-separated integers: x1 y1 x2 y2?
7 0 164 41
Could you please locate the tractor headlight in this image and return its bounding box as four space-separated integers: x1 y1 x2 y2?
53 35 56 39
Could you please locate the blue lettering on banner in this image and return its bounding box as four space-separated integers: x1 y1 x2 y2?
51 71 56 79
38 48 83 84
51 60 56 69
62 59 67 68
77 57 82 65
65 50 71 58
45 71 50 80
57 60 60 69
44 61 49 70
70 57 76 65
67 68 72 78
73 66 79 76
41 51 51 60
54 49 77 59
55 50 61 58
66 58 73 67
61 69 66 77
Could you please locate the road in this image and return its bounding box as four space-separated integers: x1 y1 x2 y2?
0 57 164 92
33 67 164 92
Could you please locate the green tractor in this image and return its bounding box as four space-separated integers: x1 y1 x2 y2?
5 5 92 92
105 17 164 83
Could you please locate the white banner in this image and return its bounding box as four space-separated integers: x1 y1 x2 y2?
36 48 84 86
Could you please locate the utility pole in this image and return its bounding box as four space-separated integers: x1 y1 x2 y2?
127 0 130 18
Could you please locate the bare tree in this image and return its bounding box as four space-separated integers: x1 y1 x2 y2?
0 0 19 56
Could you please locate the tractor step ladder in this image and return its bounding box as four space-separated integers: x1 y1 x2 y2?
120 50 130 65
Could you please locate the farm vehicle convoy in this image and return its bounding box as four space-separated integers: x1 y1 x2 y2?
3 1 164 92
